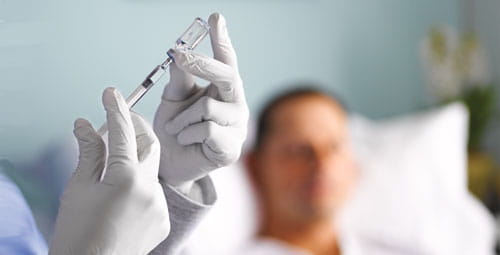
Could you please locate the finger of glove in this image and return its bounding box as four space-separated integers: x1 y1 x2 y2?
162 61 196 101
208 13 238 71
165 96 239 135
73 118 106 182
103 87 138 164
130 112 160 165
175 120 228 150
177 121 241 166
168 49 240 102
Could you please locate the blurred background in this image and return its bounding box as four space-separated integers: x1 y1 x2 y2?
1 0 499 250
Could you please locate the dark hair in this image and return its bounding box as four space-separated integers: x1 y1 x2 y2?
254 86 347 149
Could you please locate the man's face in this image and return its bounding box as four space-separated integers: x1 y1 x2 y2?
250 95 357 221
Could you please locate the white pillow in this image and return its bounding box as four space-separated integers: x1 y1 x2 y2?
339 102 496 254
182 103 497 254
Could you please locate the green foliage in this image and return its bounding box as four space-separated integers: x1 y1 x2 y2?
460 85 497 151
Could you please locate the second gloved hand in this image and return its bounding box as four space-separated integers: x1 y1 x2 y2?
154 13 249 190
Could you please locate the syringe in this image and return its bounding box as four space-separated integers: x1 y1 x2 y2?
97 17 210 135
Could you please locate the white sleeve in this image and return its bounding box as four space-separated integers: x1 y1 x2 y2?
149 175 217 255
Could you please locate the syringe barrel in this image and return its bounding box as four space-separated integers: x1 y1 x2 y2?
96 84 150 135
97 17 209 136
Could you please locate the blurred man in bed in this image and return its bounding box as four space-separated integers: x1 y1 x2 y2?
244 87 359 255
239 85 497 255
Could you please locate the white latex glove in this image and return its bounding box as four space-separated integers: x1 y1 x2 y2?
50 88 170 255
154 13 249 191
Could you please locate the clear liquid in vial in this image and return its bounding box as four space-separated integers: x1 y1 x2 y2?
175 18 210 50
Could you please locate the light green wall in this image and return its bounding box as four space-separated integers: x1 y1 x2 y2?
0 0 460 161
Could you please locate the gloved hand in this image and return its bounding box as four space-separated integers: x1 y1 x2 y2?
50 88 170 255
154 13 249 191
